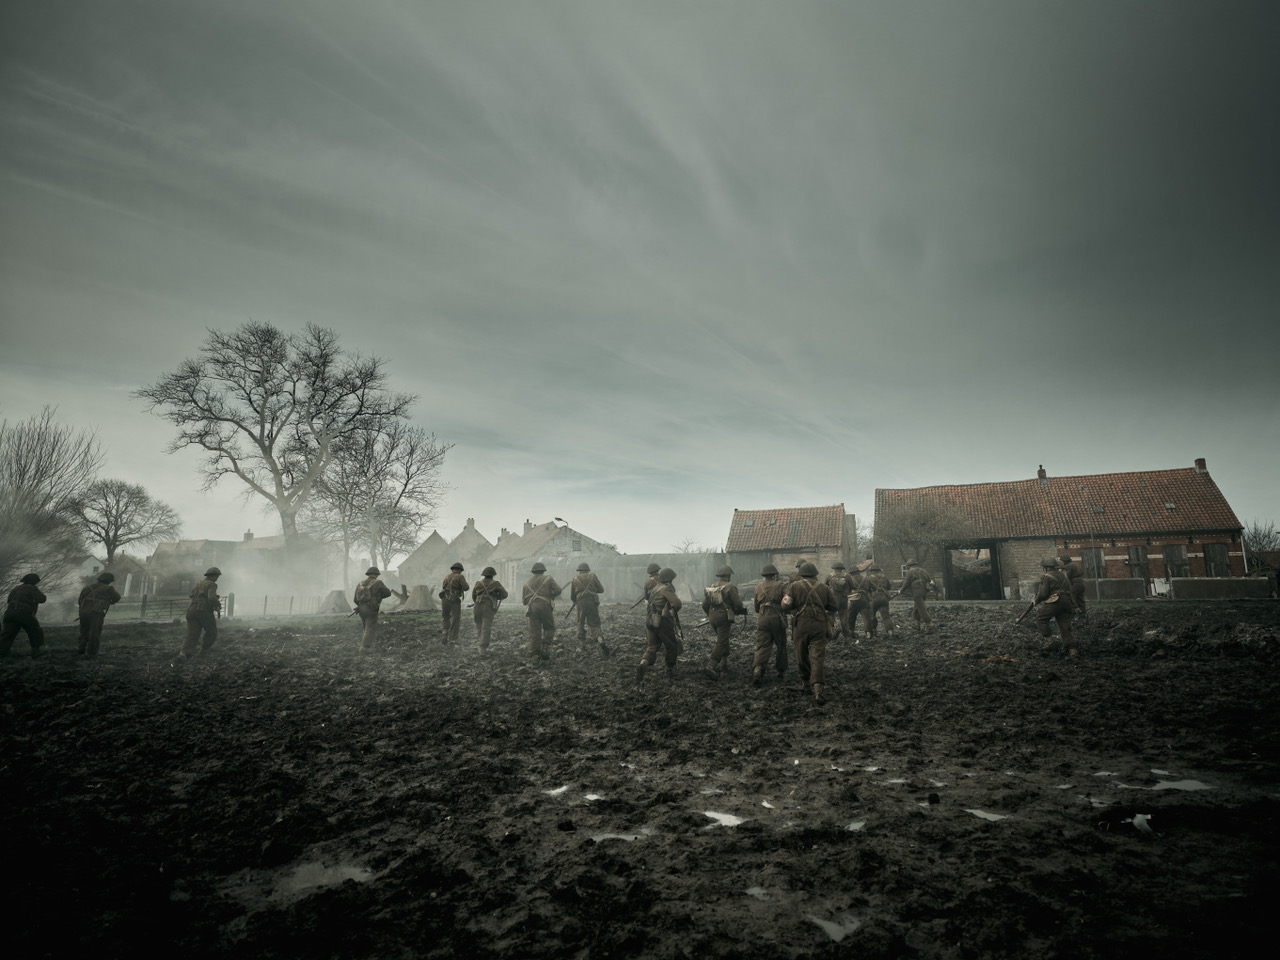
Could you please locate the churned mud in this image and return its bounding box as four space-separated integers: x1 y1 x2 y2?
2 600 1278 959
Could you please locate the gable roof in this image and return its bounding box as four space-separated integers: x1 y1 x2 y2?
486 522 562 562
875 465 1242 540
726 505 847 552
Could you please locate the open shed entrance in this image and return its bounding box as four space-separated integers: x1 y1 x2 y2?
941 543 1004 600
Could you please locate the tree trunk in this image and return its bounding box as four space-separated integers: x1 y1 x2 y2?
279 506 301 553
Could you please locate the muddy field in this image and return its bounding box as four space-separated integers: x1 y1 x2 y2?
3 599 1279 959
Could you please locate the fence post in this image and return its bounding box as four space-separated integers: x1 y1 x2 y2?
289 596 294 615
140 594 148 619
263 595 268 617
227 592 235 619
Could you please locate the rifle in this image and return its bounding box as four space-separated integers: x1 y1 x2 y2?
1015 599 1037 624
562 600 577 623
629 593 648 609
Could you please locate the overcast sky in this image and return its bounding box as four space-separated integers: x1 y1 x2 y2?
2 0 1276 559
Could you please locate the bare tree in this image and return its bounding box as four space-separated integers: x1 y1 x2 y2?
873 501 974 567
1242 519 1280 570
307 422 451 587
135 322 415 553
0 407 102 586
73 479 182 564
672 537 707 554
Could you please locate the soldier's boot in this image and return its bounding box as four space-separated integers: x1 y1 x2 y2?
597 640 612 659
813 683 826 703
751 667 763 688
30 646 45 658
702 656 719 680
636 661 649 683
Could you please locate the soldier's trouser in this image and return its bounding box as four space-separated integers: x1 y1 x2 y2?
441 598 462 643
911 588 931 627
1036 599 1075 645
474 607 495 650
78 612 106 655
576 601 601 643
642 622 679 669
0 613 43 654
848 599 873 636
526 600 555 657
871 598 894 635
358 605 380 649
707 609 733 666
183 611 217 656
752 613 787 675
1071 582 1087 616
833 601 849 636
794 618 830 686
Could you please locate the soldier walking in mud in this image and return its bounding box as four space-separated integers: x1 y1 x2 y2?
570 562 609 657
1 573 47 658
638 567 682 681
471 566 508 656
180 566 222 659
825 561 855 638
701 564 747 679
1060 554 1087 619
1035 557 1075 652
353 565 393 652
782 562 839 702
751 563 788 687
847 565 875 639
77 571 121 657
898 559 936 633
522 561 561 661
863 564 895 639
440 562 469 645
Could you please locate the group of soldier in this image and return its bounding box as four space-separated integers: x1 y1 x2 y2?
2 551 1084 672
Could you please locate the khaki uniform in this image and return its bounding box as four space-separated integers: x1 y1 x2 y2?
701 579 747 673
440 571 470 644
471 577 509 653
642 581 682 671
77 581 121 656
847 572 875 638
752 579 788 676
825 570 855 636
1 583 47 656
1035 569 1075 646
183 577 221 656
353 575 393 650
571 572 605 645
522 573 562 658
863 572 895 638
783 577 838 687
1062 561 1087 616
900 565 935 630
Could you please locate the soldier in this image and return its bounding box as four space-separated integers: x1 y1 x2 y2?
1 573 47 658
863 564 895 639
898 559 936 633
1035 557 1075 651
77 571 121 657
701 564 747 679
440 562 469 645
642 562 662 600
522 561 562 660
751 563 788 686
571 562 609 657
825 561 855 638
638 567 682 680
1060 554 1087 618
471 566 508 655
353 565 393 652
782 562 838 702
181 566 222 658
847 565 875 639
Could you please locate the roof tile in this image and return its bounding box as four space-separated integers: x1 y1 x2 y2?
726 505 847 552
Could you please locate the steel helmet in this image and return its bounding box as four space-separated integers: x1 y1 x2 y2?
658 567 676 583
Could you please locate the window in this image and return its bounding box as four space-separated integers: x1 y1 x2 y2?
572 540 582 552
1204 543 1229 577
1127 545 1149 579
1162 545 1190 579
1081 547 1104 579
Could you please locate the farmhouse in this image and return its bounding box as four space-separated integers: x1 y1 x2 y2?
875 458 1246 599
724 505 859 578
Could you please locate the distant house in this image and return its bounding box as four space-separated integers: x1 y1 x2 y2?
724 505 859 578
484 519 619 589
397 519 494 589
397 530 449 586
141 529 335 596
875 458 1246 599
68 555 107 583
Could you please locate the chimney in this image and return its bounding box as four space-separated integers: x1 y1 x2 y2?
243 529 254 541
501 528 508 538
1037 465 1047 480
466 517 475 529
1194 457 1207 473
524 519 533 535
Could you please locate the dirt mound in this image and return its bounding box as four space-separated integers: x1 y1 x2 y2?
3 600 1279 958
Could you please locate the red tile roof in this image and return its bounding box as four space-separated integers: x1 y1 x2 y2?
726 505 847 552
875 466 1242 540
